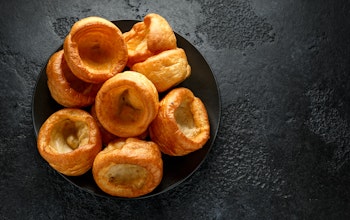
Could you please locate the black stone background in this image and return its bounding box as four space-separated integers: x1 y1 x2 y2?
1 0 350 219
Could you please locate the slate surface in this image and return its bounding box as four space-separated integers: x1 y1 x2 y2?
1 0 350 219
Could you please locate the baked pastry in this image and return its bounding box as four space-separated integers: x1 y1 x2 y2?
91 103 149 146
64 16 128 83
95 71 159 137
92 138 163 198
149 87 210 156
46 50 102 107
37 108 102 176
123 13 177 67
131 48 191 92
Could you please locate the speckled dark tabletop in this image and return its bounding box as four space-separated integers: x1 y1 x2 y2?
2 0 350 219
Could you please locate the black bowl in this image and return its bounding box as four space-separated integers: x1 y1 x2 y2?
32 20 221 199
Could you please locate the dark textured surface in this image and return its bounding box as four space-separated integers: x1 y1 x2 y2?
1 0 350 219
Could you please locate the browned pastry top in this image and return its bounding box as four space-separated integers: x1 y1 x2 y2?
92 138 163 197
64 16 128 83
37 108 102 176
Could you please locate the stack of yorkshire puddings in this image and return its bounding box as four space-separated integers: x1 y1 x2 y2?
37 13 210 198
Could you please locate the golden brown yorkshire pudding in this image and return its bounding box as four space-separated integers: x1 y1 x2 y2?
46 50 102 108
90 103 149 145
37 108 102 176
92 138 163 198
149 87 210 156
95 71 159 138
64 16 128 83
131 48 191 92
123 13 177 67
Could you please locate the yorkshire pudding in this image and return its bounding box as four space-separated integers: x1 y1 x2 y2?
131 48 191 92
64 16 128 83
123 13 177 67
46 50 102 107
37 108 102 176
92 138 163 198
95 71 159 137
149 87 210 156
